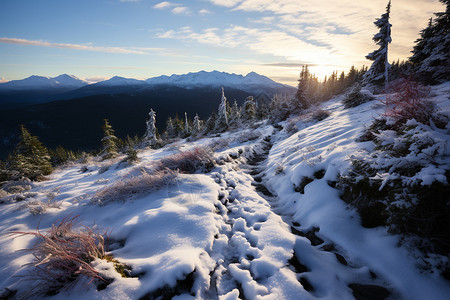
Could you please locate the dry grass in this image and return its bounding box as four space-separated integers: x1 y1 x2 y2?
91 168 178 205
157 147 215 173
10 216 106 296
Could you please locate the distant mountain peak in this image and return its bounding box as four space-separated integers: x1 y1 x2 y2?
0 74 87 90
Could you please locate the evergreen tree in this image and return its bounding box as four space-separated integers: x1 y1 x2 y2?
192 113 202 135
215 87 229 132
295 65 313 109
410 1 450 83
8 125 52 179
101 119 119 160
241 96 256 122
256 100 269 120
49 146 76 166
184 112 190 135
164 117 176 139
144 108 160 147
204 111 217 134
229 100 242 127
173 114 185 137
364 0 392 89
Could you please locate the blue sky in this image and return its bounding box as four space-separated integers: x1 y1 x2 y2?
0 0 444 86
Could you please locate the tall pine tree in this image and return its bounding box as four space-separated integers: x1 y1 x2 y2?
101 119 119 160
364 0 392 89
410 0 449 83
144 108 160 147
8 125 52 179
215 87 229 132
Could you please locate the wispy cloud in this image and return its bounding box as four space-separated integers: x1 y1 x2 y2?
0 77 8 83
172 6 191 15
208 0 242 7
199 9 213 15
153 1 177 9
0 37 161 55
205 0 443 65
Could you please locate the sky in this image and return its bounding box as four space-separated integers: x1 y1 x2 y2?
0 0 444 86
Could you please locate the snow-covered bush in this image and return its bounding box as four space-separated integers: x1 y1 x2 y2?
10 216 107 297
340 117 450 254
342 84 374 108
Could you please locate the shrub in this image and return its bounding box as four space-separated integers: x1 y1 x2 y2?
157 147 215 173
340 118 450 255
342 84 374 108
91 168 178 205
10 216 106 296
381 76 434 124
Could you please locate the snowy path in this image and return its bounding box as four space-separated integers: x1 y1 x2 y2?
206 132 392 300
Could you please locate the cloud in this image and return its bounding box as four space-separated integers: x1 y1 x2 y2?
153 1 176 9
0 77 8 83
199 9 213 15
208 0 242 7
263 62 308 68
205 0 443 66
171 6 191 15
0 37 162 55
84 76 109 84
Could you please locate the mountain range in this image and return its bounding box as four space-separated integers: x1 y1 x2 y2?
0 71 294 108
0 71 296 159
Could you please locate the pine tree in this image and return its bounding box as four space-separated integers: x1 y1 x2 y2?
101 119 119 160
144 108 159 147
241 96 256 123
256 100 269 120
215 87 229 132
204 111 217 134
410 0 450 83
229 100 242 127
164 117 176 139
192 113 202 135
8 125 52 179
295 65 313 109
364 0 392 89
184 112 190 135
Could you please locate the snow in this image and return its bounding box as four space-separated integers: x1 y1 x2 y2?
0 74 87 90
1 83 450 299
145 70 289 91
95 76 146 87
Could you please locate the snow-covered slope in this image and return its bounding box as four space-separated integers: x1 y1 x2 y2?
1 83 449 299
0 74 88 90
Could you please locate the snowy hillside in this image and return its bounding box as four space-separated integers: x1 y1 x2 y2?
0 83 449 299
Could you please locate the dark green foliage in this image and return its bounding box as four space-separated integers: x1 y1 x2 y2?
101 119 119 160
125 147 139 164
340 117 450 255
203 111 217 135
7 125 52 180
49 146 78 166
410 0 450 84
342 84 374 108
364 1 392 88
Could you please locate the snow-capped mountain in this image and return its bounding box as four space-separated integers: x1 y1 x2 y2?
95 76 146 87
145 70 289 92
0 74 88 90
